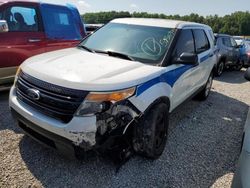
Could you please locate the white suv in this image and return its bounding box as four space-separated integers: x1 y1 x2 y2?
9 18 216 159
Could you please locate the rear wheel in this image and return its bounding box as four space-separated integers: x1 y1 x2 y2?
133 103 169 159
195 73 213 101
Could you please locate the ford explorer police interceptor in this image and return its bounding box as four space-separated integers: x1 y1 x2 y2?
9 18 216 159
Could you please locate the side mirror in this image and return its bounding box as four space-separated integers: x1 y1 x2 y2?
245 68 250 81
176 52 198 66
0 20 8 33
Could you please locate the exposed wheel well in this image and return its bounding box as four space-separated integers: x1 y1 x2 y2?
144 97 170 115
219 56 226 64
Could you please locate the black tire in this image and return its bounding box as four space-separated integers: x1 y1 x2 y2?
215 61 224 77
133 103 169 159
234 60 243 71
195 73 213 101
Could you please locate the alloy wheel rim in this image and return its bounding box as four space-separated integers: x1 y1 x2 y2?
218 63 224 75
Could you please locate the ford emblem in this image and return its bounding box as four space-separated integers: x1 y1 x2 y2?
27 89 40 101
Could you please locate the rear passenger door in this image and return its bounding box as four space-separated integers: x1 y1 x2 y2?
192 29 213 87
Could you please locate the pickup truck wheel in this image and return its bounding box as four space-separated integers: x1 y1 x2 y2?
215 61 224 77
196 73 213 101
234 61 243 71
133 103 169 159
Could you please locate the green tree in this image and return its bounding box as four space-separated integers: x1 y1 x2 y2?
82 11 250 35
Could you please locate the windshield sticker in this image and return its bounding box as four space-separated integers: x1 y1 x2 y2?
141 37 162 57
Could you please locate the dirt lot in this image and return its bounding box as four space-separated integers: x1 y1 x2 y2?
1 70 250 188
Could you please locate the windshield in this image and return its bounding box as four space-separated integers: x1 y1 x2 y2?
79 23 176 65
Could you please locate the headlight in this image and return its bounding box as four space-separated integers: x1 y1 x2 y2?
75 87 136 117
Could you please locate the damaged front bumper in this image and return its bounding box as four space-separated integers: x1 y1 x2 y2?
9 87 141 157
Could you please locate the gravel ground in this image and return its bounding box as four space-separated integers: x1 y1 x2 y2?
1 70 250 188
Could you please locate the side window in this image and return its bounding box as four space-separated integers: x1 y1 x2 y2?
193 29 210 53
1 6 38 32
222 38 226 46
41 5 81 40
58 13 70 25
230 38 237 47
172 29 195 60
222 37 232 47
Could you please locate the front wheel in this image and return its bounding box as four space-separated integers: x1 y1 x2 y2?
195 73 213 101
133 103 169 159
215 61 224 77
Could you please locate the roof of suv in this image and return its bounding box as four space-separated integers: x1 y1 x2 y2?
111 18 211 30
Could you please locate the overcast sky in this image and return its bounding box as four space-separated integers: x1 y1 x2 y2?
43 0 250 16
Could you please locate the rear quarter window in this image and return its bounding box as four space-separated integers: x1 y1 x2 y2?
222 37 232 47
193 29 210 53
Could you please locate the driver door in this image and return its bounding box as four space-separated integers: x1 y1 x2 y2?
169 29 201 109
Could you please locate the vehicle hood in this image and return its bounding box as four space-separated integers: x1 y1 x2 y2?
21 48 164 91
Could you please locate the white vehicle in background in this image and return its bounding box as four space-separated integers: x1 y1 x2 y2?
9 18 216 159
233 36 245 46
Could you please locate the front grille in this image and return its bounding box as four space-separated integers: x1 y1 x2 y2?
16 71 89 123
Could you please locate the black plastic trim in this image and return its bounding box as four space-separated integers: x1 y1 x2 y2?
11 108 76 157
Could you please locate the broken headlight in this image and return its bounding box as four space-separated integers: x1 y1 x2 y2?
75 87 136 117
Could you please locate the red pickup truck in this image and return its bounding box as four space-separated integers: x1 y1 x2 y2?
0 0 86 89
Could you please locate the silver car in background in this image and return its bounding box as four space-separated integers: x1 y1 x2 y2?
232 68 250 188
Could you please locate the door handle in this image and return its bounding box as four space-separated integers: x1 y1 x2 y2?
28 39 42 43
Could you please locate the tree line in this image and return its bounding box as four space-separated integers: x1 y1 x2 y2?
82 11 250 36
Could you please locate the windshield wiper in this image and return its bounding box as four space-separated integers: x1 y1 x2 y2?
95 50 135 61
78 46 135 61
78 45 95 53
